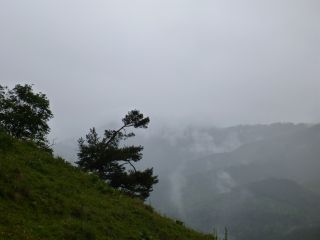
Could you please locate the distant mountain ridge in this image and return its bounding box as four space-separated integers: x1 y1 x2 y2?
53 122 320 239
191 178 320 240
141 123 320 240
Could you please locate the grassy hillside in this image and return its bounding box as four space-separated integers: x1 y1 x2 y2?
0 131 215 240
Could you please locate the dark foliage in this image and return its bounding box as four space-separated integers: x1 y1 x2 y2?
77 110 158 200
0 84 53 152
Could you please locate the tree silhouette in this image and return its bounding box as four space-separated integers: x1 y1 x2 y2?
77 110 158 200
0 84 53 152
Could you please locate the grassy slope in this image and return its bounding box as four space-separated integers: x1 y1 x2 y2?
0 132 214 240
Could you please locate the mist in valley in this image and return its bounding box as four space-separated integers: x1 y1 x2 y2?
53 123 320 239
1 0 320 239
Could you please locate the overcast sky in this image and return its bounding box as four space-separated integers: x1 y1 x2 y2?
1 0 320 140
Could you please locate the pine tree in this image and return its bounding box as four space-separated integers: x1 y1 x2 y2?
77 110 158 200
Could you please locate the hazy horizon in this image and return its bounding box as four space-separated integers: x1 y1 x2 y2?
1 2 320 239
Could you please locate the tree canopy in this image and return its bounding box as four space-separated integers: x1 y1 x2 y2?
77 110 158 200
0 84 53 151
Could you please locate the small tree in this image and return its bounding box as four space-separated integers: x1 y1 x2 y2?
0 84 53 151
77 110 158 200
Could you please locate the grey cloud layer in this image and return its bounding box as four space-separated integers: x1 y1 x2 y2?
0 0 319 139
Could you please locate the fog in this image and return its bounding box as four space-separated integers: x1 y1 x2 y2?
1 1 320 239
1 0 320 142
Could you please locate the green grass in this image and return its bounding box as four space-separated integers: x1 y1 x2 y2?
0 131 215 240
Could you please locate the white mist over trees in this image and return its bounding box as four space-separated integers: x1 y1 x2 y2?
1 0 320 239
